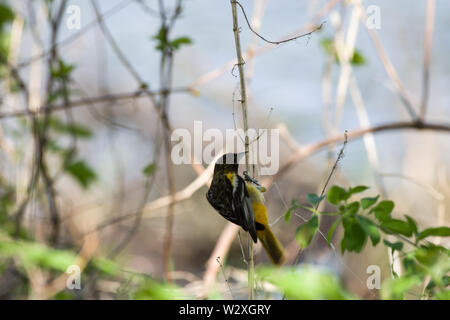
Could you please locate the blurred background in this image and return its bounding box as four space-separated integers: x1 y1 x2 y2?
0 0 449 299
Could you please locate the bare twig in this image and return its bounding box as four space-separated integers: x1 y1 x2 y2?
355 0 418 122
0 88 189 120
216 257 235 299
233 0 325 45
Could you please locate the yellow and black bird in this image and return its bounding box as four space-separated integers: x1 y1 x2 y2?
206 153 285 265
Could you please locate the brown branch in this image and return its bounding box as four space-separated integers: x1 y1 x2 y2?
15 0 133 70
356 1 418 121
0 88 189 119
234 0 325 45
190 0 340 88
263 121 450 187
201 223 240 298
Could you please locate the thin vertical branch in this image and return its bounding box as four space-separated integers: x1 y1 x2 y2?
420 0 435 121
230 0 254 300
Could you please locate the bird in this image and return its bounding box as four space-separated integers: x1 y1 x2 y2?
206 153 285 264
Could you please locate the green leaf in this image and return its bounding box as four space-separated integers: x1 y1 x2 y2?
383 239 404 252
295 214 319 249
340 216 367 254
284 199 299 223
0 238 76 272
345 201 360 215
371 200 394 222
306 193 325 207
142 163 157 176
320 38 335 56
348 185 369 195
257 265 351 300
404 215 418 235
65 160 97 189
0 4 14 30
327 186 347 205
435 290 450 300
153 26 168 51
414 244 448 267
326 217 342 246
133 279 189 300
381 275 422 300
361 195 379 209
169 36 192 50
50 59 75 79
48 116 92 138
356 215 380 246
380 219 413 237
417 227 450 241
351 50 366 66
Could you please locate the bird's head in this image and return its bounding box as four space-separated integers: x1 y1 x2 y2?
214 152 246 174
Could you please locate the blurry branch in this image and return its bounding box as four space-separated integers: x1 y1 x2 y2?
190 0 340 88
230 0 254 299
16 0 133 69
380 173 445 201
420 0 436 121
91 0 143 86
85 152 218 235
331 4 360 132
245 0 266 83
134 0 159 17
0 88 190 119
268 121 450 187
216 257 235 299
39 0 69 245
42 231 99 299
156 0 182 283
201 223 240 298
355 0 418 122
233 0 325 45
332 5 387 195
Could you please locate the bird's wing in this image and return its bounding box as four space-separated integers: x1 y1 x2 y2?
232 175 257 243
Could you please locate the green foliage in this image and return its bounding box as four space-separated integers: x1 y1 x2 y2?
417 227 450 241
153 26 192 52
0 3 14 79
320 37 367 66
361 195 379 209
383 239 403 252
370 200 394 222
50 59 75 81
380 218 413 237
133 279 188 300
47 116 92 139
327 185 347 205
284 199 299 223
381 275 423 300
355 215 380 246
142 162 157 176
295 214 319 249
306 193 325 207
64 160 97 189
340 215 367 253
257 265 352 300
0 234 77 272
0 4 14 30
313 184 450 299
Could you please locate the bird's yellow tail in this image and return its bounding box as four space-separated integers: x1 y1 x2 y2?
257 226 286 265
245 182 286 265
